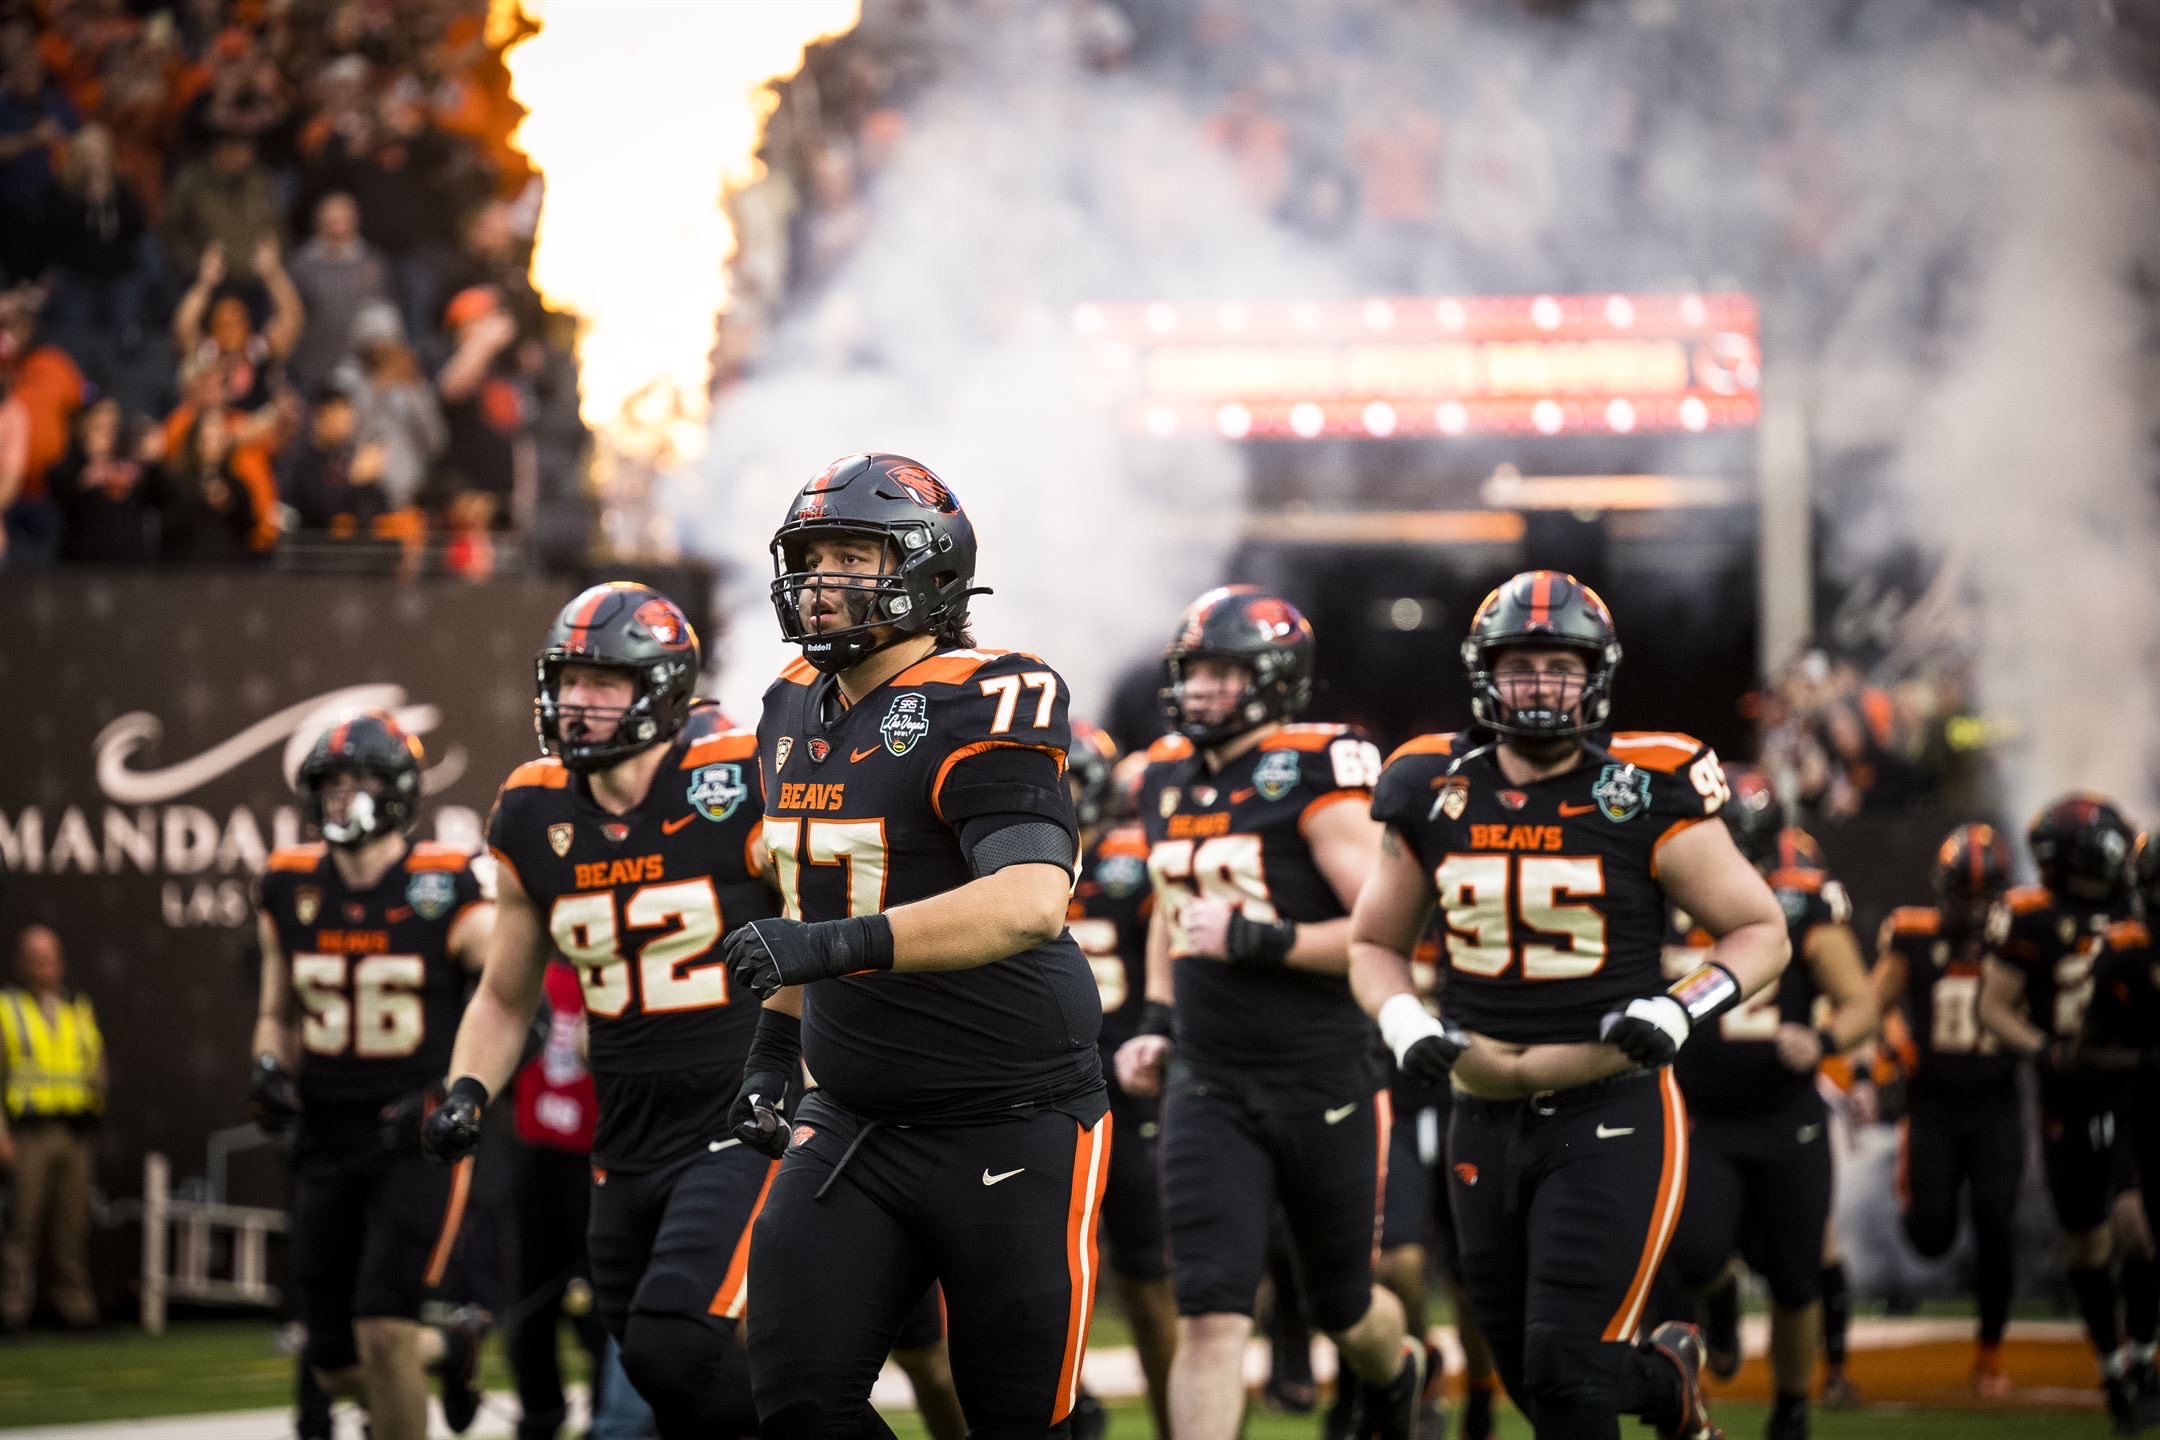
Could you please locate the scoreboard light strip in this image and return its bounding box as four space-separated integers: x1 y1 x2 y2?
1073 292 1758 344
1135 393 1760 440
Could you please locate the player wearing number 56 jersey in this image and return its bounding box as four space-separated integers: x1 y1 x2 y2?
1980 794 2157 1429
1351 571 1792 1440
1116 585 1424 1440
723 453 1108 1440
1875 824 2022 1396
252 711 493 1440
432 582 779 1440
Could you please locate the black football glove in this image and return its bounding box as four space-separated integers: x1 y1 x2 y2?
421 1077 488 1165
723 915 893 1002
729 1008 802 1158
1378 994 1470 1083
379 1083 444 1153
248 1054 301 1135
1600 995 1692 1068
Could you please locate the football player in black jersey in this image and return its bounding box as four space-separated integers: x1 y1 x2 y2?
1660 767 1878 1440
1979 793 2160 1430
723 452 1108 1440
1876 823 2022 1397
251 712 494 1440
2084 835 2160 1407
1350 570 1792 1440
424 582 780 1440
1067 719 1174 1440
1113 584 1423 1440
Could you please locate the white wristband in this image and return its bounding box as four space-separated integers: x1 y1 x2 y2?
1378 991 1446 1065
1623 994 1693 1052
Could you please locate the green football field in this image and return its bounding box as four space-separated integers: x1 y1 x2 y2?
0 1318 2075 1437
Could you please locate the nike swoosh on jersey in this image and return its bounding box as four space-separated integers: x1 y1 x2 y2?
1595 1123 1635 1139
1230 789 1255 805
850 746 881 763
982 1167 1026 1186
662 815 694 835
1797 1124 1824 1144
1323 1104 1357 1125
1559 802 1598 817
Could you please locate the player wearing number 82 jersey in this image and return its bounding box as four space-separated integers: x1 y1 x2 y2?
1351 570 1792 1440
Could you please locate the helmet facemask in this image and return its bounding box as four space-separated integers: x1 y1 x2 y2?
301 764 413 849
535 657 678 773
770 522 958 674
1160 648 1309 748
1464 640 1616 741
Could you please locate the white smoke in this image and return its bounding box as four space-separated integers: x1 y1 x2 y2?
682 3 1344 723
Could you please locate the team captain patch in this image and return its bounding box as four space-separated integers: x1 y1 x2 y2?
1592 763 1650 822
687 762 748 822
407 869 457 921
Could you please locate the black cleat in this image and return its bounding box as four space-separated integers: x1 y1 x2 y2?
1765 1398 1808 1440
1701 1276 1741 1381
1071 1388 1109 1440
1354 1340 1425 1440
1266 1330 1318 1414
435 1308 488 1434
2106 1375 2145 1436
1818 1369 1861 1411
1459 1382 1494 1440
1646 1322 1723 1440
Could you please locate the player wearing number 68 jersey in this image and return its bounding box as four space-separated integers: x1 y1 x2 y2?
1117 584 1426 1440
435 581 780 1440
1350 570 1791 1440
1874 823 2023 1397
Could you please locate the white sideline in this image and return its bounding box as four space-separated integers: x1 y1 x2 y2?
0 1321 2090 1439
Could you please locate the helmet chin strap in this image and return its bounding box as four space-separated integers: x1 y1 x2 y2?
323 790 377 847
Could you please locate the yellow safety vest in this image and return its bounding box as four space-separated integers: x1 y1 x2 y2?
0 987 103 1120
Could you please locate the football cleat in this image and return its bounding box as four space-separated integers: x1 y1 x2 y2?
1646 1321 1723 1440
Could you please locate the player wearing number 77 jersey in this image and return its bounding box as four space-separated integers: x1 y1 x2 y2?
431 581 781 1440
1349 570 1791 1440
1118 584 1427 1440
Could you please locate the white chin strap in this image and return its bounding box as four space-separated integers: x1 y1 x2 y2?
323 790 377 845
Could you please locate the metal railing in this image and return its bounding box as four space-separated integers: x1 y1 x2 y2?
132 1151 286 1334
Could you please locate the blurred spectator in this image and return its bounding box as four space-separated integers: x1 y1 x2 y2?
50 397 163 564
283 382 385 534
0 370 24 564
171 239 302 427
0 52 78 284
350 333 446 512
0 925 105 1335
41 125 150 363
285 191 390 391
0 289 86 563
434 284 521 517
307 81 462 342
439 198 542 335
160 134 283 286
181 30 289 153
158 405 266 565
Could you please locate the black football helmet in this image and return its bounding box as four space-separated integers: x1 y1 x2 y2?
1933 822 2011 933
2027 792 2134 905
1160 585 1316 746
1721 763 1783 868
1066 720 1121 831
1460 570 1622 740
2131 832 2160 920
769 452 984 673
534 582 701 772
298 710 424 847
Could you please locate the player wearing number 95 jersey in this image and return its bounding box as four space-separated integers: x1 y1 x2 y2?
1349 570 1791 1440
725 452 1108 1440
432 581 780 1440
1117 584 1426 1440
252 711 494 1440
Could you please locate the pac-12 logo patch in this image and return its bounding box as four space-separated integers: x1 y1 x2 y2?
881 693 931 757
549 822 574 856
1431 776 1469 822
1252 749 1301 802
295 887 320 925
407 870 457 921
1592 763 1650 822
687 762 747 822
775 736 795 770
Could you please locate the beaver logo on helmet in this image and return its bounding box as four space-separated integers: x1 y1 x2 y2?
535 581 702 773
1160 585 1318 746
886 465 958 514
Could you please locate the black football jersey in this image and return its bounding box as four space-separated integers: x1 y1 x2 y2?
2089 918 2160 1102
1989 883 2126 1115
258 840 483 1157
488 728 778 1171
1372 729 1726 1046
1664 830 1842 1116
1070 822 1153 1053
757 648 1103 1123
1878 905 2015 1100
1136 723 1385 1077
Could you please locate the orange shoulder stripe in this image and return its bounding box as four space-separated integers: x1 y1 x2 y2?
682 732 758 766
1146 734 1195 763
267 844 326 872
405 843 470 873
1260 728 1339 753
1384 733 1456 766
1767 866 1825 893
1606 732 1702 774
2110 919 2152 950
504 758 569 791
1097 825 1151 860
2006 885 2052 915
775 657 819 687
1887 905 1941 937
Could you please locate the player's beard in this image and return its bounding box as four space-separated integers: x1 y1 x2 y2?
798 577 882 634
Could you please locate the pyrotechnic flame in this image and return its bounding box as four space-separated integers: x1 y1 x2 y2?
490 0 860 475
